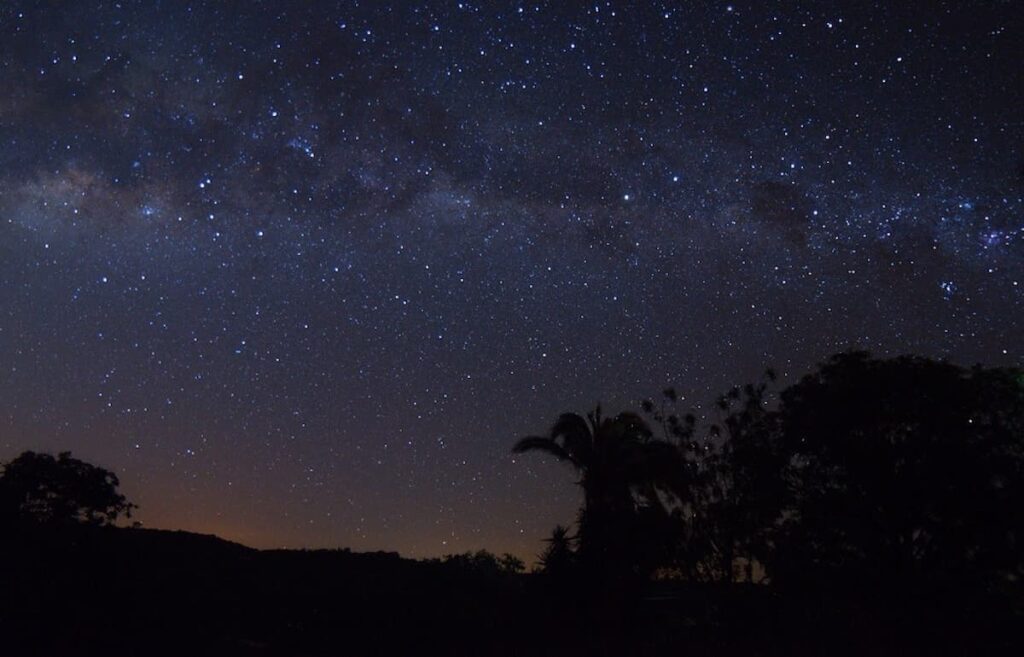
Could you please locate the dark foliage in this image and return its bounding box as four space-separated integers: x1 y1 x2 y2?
1 352 1021 655
527 352 1023 654
513 405 683 586
0 450 135 526
769 352 1024 592
537 524 576 576
633 353 1024 595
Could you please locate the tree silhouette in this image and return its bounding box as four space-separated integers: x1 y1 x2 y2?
689 373 784 583
513 405 680 581
642 377 783 582
642 353 1024 594
766 352 1024 590
537 524 576 576
440 549 525 578
0 450 136 526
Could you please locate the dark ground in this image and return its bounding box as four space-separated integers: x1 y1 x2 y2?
0 525 1019 657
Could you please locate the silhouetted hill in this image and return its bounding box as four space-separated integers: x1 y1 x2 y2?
0 522 1020 657
0 524 528 657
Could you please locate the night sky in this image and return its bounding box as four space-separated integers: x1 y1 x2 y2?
1 1 1021 560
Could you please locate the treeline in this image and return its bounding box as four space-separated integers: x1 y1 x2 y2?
1 350 1021 655
518 351 1023 599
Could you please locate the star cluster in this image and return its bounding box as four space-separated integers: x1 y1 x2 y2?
1 1 1021 559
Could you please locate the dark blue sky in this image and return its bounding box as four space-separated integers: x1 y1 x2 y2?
1 1 1021 559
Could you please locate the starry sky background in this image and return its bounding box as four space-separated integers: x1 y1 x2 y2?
1 1 1021 560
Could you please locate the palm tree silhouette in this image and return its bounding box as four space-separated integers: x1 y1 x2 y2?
514 405 678 579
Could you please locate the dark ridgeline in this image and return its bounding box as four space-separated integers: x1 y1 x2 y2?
1 351 1021 656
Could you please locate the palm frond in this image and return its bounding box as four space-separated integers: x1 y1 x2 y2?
550 413 594 464
614 412 653 439
512 436 574 464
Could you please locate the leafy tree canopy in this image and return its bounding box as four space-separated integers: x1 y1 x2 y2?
0 450 136 526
